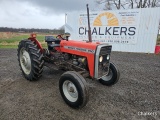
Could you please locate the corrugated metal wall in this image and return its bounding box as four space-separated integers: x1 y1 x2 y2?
65 8 160 53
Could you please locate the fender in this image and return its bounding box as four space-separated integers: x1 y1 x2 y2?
28 34 43 53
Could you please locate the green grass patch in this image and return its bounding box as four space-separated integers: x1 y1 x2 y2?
0 34 53 48
0 34 45 43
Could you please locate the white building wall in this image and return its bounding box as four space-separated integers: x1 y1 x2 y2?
65 8 160 53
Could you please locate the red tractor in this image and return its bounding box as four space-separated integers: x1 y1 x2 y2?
17 5 120 109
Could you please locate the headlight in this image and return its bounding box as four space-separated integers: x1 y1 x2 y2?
106 55 110 60
99 56 103 62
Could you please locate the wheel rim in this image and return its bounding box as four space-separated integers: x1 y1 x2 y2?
63 80 78 102
101 69 113 81
20 48 31 75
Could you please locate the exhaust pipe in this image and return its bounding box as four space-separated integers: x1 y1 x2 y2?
86 4 92 42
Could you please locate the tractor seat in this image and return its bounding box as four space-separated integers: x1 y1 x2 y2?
45 36 61 44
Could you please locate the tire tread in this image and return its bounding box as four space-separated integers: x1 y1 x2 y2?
17 39 44 81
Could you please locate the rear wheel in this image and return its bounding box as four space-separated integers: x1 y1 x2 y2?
59 71 89 109
99 62 120 86
17 40 44 81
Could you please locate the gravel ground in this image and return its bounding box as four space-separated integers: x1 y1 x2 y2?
0 49 160 120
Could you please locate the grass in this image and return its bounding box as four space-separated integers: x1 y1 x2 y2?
0 33 52 49
0 32 160 48
0 34 45 43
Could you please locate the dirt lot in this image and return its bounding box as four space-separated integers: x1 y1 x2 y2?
0 49 160 120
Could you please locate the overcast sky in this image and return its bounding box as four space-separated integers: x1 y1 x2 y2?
0 0 94 29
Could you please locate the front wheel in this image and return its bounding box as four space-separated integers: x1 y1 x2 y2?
99 62 120 86
59 71 89 109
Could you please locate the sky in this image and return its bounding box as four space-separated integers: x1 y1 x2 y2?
0 0 94 29
0 0 159 29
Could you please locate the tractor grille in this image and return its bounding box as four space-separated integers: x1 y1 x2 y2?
100 46 112 55
98 46 112 78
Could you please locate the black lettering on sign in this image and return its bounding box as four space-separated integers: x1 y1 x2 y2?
92 27 97 35
120 27 127 35
79 27 84 35
113 27 119 35
85 28 88 35
128 27 136 35
99 27 104 35
105 27 111 35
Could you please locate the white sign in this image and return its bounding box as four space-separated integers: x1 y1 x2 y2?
65 8 160 53
78 10 140 44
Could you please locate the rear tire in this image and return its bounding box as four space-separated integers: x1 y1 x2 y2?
99 62 120 86
59 71 89 109
17 39 44 81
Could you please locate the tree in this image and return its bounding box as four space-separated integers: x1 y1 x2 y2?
104 1 112 10
94 0 160 10
113 0 121 9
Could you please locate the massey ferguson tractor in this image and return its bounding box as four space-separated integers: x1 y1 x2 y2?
17 4 120 109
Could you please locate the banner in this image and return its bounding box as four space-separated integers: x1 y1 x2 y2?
78 10 141 44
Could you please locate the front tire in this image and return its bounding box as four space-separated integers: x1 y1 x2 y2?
99 62 120 86
17 39 44 81
59 71 89 109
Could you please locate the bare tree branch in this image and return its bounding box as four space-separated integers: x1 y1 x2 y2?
94 0 160 10
113 0 119 9
119 0 121 9
142 0 147 7
130 0 134 8
152 0 156 7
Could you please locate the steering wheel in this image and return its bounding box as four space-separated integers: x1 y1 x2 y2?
56 34 64 40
